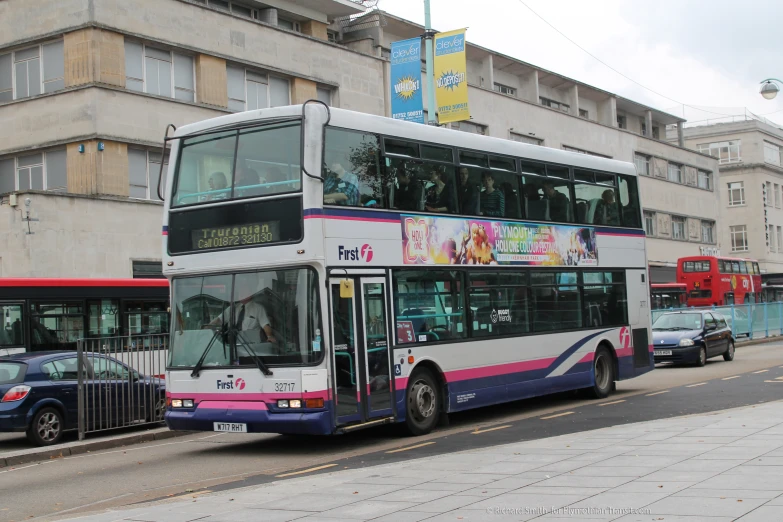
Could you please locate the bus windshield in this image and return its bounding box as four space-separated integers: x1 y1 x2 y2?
169 268 322 367
171 121 302 207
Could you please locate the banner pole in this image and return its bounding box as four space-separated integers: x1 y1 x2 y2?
424 0 437 125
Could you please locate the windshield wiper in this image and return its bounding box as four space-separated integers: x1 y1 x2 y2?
233 328 274 376
190 326 226 378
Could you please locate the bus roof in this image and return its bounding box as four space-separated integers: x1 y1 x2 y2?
172 104 637 177
678 256 758 263
0 278 169 288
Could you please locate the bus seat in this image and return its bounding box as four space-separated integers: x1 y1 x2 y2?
576 201 588 223
585 199 601 224
527 199 548 220
401 308 427 334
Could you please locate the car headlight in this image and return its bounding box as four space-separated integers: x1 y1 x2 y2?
679 338 695 347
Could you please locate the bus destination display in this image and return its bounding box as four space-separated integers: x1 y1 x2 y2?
191 222 280 250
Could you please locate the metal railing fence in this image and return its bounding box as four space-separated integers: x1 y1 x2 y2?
76 334 168 440
652 302 783 341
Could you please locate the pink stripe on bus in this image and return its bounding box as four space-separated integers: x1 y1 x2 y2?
444 357 557 383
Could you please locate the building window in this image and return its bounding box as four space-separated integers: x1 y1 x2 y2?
617 115 626 129
634 153 651 176
316 86 331 106
701 221 715 244
327 30 339 43
132 260 164 279
0 149 66 193
667 162 682 183
764 141 782 166
778 226 783 253
671 215 686 240
510 132 542 145
697 170 712 190
540 96 569 113
226 65 290 112
453 121 487 135
578 109 589 119
493 83 516 96
129 148 169 201
770 225 777 252
728 181 745 206
697 140 741 164
643 211 656 237
0 41 64 102
766 181 773 206
563 145 610 158
640 118 647 136
776 184 781 208
278 18 301 32
730 225 748 252
124 42 195 102
652 127 660 139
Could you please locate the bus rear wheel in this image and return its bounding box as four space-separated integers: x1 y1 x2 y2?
588 347 614 399
405 367 440 436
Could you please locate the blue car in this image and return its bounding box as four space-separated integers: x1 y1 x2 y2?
0 351 166 446
652 311 735 367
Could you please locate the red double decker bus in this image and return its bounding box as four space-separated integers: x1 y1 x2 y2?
650 283 687 310
677 256 761 307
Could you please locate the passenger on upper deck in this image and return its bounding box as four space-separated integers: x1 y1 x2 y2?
594 189 620 226
543 181 570 222
206 171 229 201
323 157 359 206
235 165 262 197
394 165 422 211
425 167 455 213
480 171 505 217
457 167 479 215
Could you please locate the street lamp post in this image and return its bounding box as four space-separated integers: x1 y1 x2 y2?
760 79 783 100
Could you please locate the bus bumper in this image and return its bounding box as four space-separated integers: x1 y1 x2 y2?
165 405 333 435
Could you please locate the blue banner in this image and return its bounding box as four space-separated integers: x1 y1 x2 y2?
390 38 424 124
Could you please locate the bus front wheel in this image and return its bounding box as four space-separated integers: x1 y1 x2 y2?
405 367 440 436
588 347 615 399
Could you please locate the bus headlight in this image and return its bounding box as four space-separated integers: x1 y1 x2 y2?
679 339 695 347
171 399 183 408
290 400 302 408
277 400 289 408
183 399 195 408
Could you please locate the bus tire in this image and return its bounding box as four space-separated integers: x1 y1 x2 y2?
588 347 614 399
405 367 440 436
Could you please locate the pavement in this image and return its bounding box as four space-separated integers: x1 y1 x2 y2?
59 400 783 522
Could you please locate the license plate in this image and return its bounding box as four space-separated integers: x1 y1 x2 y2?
213 422 247 433
654 350 672 356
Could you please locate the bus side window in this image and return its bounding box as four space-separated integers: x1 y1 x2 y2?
0 304 25 348
323 128 384 208
618 174 642 228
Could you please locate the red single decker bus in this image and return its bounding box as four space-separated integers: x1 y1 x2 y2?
0 278 169 356
650 283 687 310
677 256 761 306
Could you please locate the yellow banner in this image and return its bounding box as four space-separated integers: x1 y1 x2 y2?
433 29 469 124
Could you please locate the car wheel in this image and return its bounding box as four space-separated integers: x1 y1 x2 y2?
587 347 615 399
405 367 440 436
27 407 64 447
723 341 735 362
696 346 707 367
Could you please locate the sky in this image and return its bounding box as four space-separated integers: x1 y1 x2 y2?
376 0 783 127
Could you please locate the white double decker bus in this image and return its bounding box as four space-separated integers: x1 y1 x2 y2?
162 103 653 436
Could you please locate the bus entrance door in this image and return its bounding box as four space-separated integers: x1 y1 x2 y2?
329 277 393 428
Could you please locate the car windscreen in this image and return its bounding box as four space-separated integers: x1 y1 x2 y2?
652 313 703 331
0 362 27 384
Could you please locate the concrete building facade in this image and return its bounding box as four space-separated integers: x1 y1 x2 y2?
673 119 783 274
0 0 719 281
